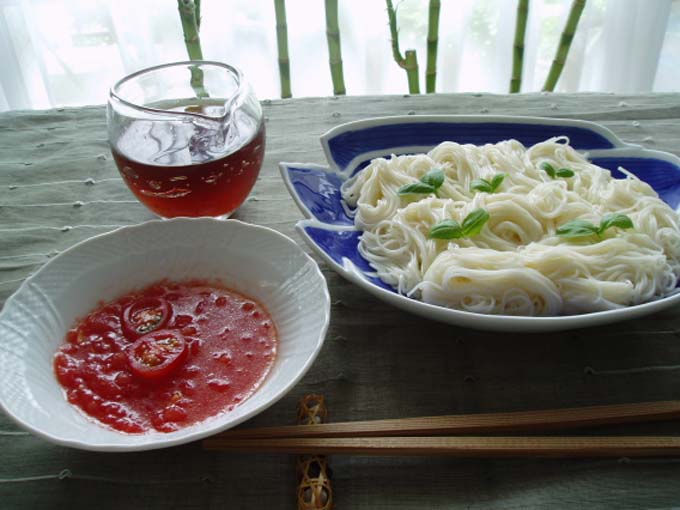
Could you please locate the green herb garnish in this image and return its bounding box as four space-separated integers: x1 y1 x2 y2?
471 173 505 193
429 208 490 239
556 213 634 240
396 182 437 195
398 168 445 196
541 162 574 179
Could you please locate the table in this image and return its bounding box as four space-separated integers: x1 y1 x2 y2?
2 93 680 509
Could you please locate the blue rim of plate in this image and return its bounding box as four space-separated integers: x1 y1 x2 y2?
280 115 680 332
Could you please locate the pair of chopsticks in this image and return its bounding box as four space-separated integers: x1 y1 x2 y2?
202 401 680 457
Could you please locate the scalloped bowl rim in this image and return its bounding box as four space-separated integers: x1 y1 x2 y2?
0 218 330 451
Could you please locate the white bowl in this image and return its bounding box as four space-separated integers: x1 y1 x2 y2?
0 218 330 451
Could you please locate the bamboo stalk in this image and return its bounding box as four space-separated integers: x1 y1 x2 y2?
542 0 586 92
195 0 201 30
274 0 292 98
404 50 420 94
425 0 441 93
177 0 207 98
325 0 346 96
510 0 529 93
386 0 420 94
178 0 203 60
386 0 404 66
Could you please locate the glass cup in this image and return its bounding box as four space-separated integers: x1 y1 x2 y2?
107 61 265 218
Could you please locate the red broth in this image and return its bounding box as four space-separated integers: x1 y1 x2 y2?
53 280 277 433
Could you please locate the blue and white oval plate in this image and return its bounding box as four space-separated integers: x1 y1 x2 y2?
280 115 680 332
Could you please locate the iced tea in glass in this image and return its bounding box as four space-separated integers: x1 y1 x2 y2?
107 62 264 218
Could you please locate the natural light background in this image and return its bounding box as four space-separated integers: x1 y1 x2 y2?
0 0 678 111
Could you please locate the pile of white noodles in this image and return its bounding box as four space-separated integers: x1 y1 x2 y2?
340 137 680 316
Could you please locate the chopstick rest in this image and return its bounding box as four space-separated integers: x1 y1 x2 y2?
296 395 333 510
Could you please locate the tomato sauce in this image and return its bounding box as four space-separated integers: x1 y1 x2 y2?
53 280 277 433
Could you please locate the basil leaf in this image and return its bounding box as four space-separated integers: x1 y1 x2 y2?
421 168 445 189
556 168 575 178
541 162 556 178
599 213 634 233
429 209 490 239
556 219 600 238
471 174 505 194
429 220 463 239
398 168 446 196
398 182 436 195
490 173 506 191
470 179 493 193
461 208 490 236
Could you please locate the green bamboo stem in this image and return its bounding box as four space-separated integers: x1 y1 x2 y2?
178 0 203 60
542 0 586 92
177 0 207 98
425 0 440 93
325 0 346 95
404 50 420 94
274 0 292 98
386 0 403 66
510 0 529 93
195 0 201 30
386 0 420 94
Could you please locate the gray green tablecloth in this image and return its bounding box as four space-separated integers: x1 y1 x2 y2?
2 93 680 509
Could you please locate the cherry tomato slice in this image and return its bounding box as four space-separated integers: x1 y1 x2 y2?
126 330 188 381
122 297 171 340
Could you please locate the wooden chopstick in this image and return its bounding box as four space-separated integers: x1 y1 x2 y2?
212 401 680 440
203 435 680 457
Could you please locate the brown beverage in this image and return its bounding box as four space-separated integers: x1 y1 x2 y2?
111 101 265 218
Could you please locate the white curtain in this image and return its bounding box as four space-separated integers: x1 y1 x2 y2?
0 0 676 111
